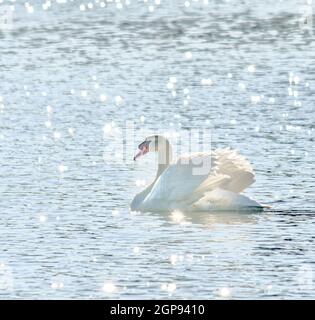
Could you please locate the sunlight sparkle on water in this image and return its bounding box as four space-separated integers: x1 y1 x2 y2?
247 65 256 73
115 95 123 105
45 121 52 128
39 214 47 223
161 282 177 293
218 287 231 298
201 78 212 86
53 131 61 140
170 254 178 265
265 285 273 295
102 282 117 293
68 128 75 136
58 164 68 173
133 246 140 254
169 77 177 83
81 90 88 98
47 105 53 114
250 95 261 104
103 123 112 134
288 87 293 96
27 6 34 14
184 51 192 60
100 94 107 102
170 210 185 224
238 82 246 90
293 76 300 85
293 100 302 107
51 281 64 289
167 82 174 90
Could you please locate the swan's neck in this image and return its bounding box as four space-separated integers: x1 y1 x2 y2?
130 140 172 211
156 141 172 179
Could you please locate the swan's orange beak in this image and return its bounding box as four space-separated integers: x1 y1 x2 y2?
133 141 150 161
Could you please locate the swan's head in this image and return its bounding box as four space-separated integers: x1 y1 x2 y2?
133 135 169 161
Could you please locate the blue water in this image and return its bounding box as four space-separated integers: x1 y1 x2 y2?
0 0 314 299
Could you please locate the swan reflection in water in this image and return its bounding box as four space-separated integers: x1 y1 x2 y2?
146 209 261 229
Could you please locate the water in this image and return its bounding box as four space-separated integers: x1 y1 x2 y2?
0 0 314 299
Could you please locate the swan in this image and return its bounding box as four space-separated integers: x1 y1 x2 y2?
130 135 264 212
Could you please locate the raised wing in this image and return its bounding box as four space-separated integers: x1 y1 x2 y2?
211 148 255 193
141 149 255 210
144 152 230 206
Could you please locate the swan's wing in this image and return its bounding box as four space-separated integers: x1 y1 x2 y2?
147 149 255 203
212 148 255 193
145 152 230 204
143 149 255 209
173 149 255 195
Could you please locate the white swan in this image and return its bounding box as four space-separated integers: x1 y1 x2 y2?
130 135 264 212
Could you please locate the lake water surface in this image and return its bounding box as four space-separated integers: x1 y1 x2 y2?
0 0 314 299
